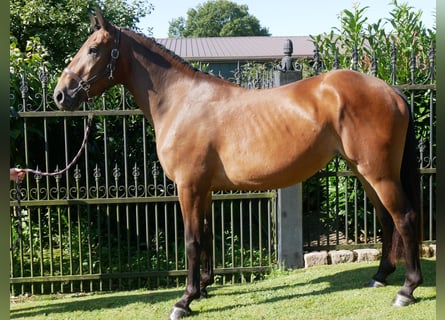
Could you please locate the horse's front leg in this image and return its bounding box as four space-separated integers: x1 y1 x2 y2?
200 192 214 298
170 187 207 320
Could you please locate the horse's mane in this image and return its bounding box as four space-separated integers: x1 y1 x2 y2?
123 27 220 78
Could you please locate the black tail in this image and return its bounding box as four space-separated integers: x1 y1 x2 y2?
391 91 421 261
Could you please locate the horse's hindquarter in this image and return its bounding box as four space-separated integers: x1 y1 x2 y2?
322 70 409 178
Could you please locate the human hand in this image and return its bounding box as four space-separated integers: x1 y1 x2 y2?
10 168 25 182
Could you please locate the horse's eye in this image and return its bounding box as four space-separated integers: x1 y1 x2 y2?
88 47 98 56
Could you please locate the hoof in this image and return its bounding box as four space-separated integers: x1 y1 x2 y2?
200 288 210 299
169 306 191 320
367 279 386 288
392 293 416 307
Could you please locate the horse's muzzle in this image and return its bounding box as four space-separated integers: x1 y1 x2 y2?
53 88 82 111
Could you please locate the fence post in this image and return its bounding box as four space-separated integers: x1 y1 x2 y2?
274 39 304 269
277 184 303 269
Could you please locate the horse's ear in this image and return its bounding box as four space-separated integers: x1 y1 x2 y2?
89 12 100 31
95 8 111 31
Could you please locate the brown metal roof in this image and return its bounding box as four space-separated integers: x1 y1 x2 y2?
156 36 314 62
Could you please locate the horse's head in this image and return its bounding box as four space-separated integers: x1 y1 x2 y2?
54 9 121 110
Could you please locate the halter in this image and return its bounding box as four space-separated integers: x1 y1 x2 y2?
63 28 121 100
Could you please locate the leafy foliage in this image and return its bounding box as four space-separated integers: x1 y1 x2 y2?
168 0 270 38
10 0 153 71
309 0 435 82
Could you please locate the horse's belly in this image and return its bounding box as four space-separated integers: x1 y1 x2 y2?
211 144 335 191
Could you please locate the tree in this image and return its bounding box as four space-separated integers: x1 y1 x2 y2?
10 0 154 71
168 0 270 38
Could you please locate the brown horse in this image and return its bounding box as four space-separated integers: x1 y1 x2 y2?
54 10 422 319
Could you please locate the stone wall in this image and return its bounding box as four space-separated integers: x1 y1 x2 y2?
304 244 436 268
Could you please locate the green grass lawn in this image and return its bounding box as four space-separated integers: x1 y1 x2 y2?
10 258 435 320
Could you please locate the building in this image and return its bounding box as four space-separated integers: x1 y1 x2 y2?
156 36 315 79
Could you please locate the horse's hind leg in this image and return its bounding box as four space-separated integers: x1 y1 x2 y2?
352 176 396 287
360 175 422 305
377 180 421 304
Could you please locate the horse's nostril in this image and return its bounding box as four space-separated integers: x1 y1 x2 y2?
54 89 66 110
55 90 64 103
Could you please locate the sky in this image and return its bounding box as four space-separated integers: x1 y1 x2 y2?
137 0 436 39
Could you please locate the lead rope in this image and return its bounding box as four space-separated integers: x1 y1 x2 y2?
10 113 94 251
21 113 94 177
10 179 23 251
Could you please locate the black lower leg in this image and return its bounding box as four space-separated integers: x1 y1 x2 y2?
371 212 396 286
174 238 201 312
200 217 214 297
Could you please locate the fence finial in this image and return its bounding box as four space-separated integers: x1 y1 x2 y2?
351 44 358 71
391 41 397 85
428 40 435 83
371 52 378 77
409 49 416 84
313 44 321 75
278 39 295 71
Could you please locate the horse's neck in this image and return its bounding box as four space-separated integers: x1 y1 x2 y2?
122 32 225 128
121 33 193 124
